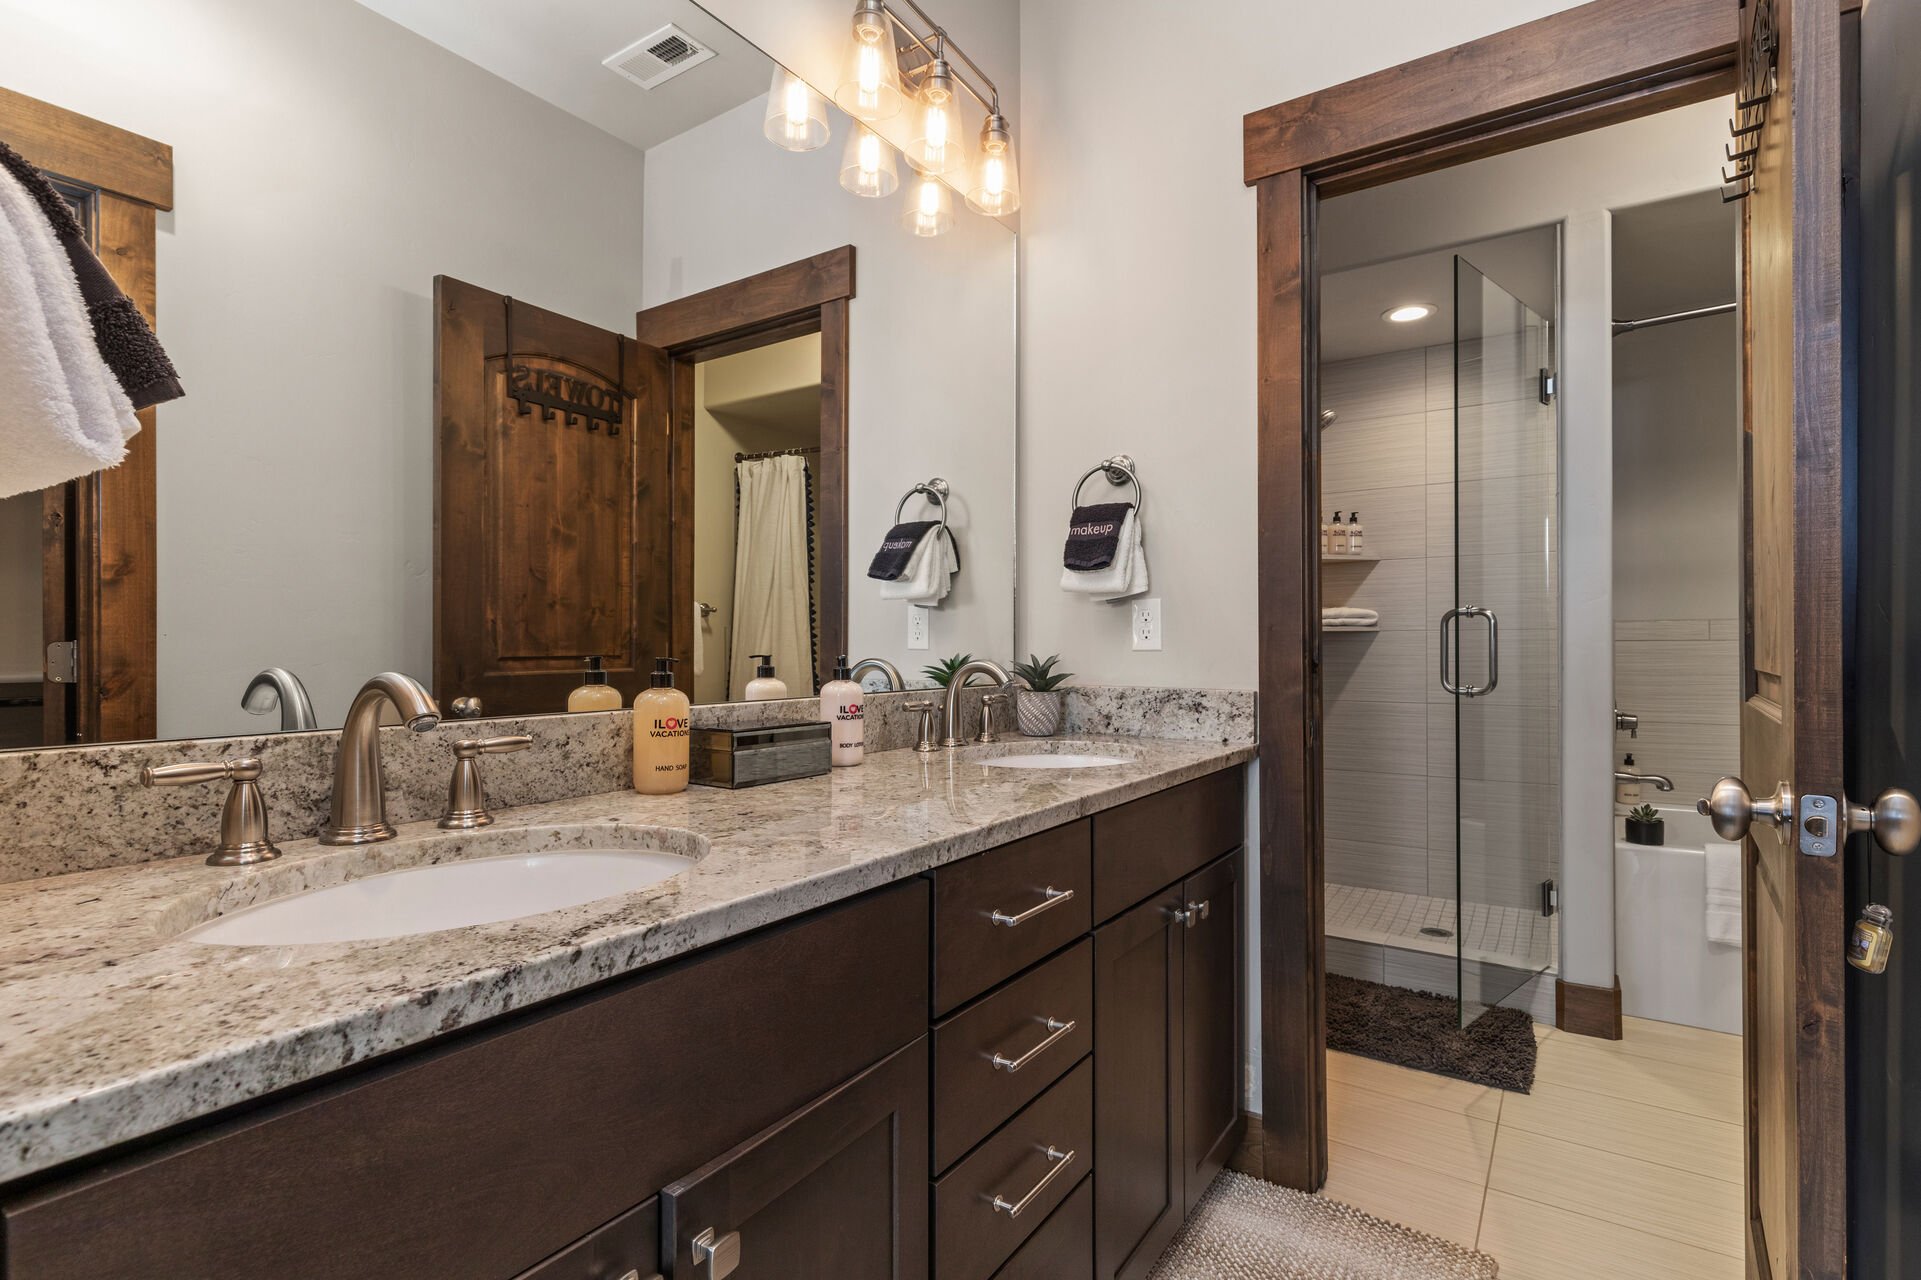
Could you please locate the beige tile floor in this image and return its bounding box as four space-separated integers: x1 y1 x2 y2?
1320 1016 1745 1279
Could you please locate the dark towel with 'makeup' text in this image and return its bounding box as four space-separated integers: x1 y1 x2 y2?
867 520 937 580
1063 502 1133 571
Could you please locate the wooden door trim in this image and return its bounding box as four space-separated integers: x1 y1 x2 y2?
2 90 169 744
1244 0 1738 1194
636 247 855 693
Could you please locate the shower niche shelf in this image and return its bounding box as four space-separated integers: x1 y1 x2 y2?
1321 554 1379 563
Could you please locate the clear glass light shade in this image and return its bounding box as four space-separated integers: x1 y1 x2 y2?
905 61 968 176
902 172 953 237
763 67 830 151
839 125 899 198
966 114 1020 216
834 16 904 120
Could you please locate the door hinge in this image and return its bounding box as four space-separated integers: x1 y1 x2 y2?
1538 368 1556 404
45 641 76 684
1540 877 1559 918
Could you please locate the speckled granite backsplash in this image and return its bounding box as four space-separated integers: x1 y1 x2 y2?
0 685 1251 882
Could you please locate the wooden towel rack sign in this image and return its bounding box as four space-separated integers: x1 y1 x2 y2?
501 295 624 435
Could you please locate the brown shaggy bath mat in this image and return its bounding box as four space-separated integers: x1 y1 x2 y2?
1327 973 1537 1093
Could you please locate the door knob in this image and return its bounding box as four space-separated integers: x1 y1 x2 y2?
1846 789 1921 856
1698 776 1796 843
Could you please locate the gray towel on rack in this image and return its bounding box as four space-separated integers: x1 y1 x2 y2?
867 520 938 580
1063 502 1134 571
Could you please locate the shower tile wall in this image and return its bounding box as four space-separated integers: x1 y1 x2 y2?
1323 343 1560 913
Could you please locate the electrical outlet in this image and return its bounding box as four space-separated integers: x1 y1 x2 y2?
906 604 929 650
1131 597 1162 651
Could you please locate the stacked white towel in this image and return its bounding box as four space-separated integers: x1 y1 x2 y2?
1322 607 1380 629
1705 839 1741 946
879 527 958 606
0 167 141 500
1060 508 1149 601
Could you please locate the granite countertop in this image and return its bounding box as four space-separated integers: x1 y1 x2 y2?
0 735 1253 1183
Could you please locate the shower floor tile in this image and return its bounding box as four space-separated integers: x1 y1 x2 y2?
1326 882 1558 973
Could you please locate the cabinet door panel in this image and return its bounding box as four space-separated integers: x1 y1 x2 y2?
990 1173 1093 1280
516 1198 660 1280
661 1038 928 1280
1180 852 1244 1212
1092 889 1184 1280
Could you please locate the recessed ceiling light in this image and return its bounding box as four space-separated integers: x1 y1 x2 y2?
1384 303 1435 323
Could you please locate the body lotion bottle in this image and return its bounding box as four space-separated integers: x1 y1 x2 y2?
821 654 864 767
632 658 690 794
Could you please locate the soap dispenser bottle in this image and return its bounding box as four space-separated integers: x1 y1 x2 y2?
744 655 789 701
1329 511 1349 555
567 656 624 712
632 658 690 794
820 654 865 767
1617 754 1642 805
1347 511 1365 556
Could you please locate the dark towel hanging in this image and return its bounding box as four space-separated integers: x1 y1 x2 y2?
0 138 183 410
1062 502 1133 571
867 520 937 580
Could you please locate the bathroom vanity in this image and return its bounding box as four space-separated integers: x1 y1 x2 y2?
0 742 1249 1280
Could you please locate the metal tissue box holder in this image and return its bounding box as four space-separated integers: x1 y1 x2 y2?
690 722 832 789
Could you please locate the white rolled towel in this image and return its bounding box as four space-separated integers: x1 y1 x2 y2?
1322 607 1379 627
692 601 707 676
1705 839 1741 946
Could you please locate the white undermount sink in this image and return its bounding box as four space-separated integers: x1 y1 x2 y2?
185 849 696 947
982 753 1132 770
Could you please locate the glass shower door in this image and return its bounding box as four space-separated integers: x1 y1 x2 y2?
1447 256 1559 1028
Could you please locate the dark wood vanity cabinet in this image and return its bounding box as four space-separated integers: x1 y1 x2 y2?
0 766 1246 1280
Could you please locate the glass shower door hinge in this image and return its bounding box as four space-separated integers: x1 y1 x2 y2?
1538 369 1556 404
1540 878 1558 917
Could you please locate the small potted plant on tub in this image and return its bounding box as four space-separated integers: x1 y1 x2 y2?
1010 654 1073 737
1626 803 1665 847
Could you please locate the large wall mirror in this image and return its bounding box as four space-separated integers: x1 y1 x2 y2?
0 0 1016 748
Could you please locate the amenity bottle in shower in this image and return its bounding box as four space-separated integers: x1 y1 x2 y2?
1347 512 1365 556
1330 511 1349 555
1617 755 1642 804
632 658 690 794
821 655 865 767
1321 513 1333 555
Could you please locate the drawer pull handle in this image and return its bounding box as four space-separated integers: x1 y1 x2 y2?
1172 899 1211 928
615 1272 662 1280
990 1146 1076 1218
692 1227 742 1279
990 1017 1077 1073
990 886 1074 927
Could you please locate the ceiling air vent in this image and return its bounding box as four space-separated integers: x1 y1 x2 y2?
603 24 717 90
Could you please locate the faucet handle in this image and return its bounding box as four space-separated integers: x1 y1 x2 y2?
440 736 532 829
141 757 281 866
903 700 939 754
978 693 1007 745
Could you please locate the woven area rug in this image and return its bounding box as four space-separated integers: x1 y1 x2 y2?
1327 973 1537 1093
1146 1171 1499 1279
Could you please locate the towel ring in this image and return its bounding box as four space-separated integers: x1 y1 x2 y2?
894 477 961 572
1071 454 1143 517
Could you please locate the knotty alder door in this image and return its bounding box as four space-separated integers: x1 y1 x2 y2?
1737 1 1847 1277
434 277 674 714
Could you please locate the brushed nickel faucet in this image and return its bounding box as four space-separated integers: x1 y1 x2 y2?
941 659 1012 748
322 672 441 845
849 657 905 691
142 756 280 865
1615 767 1675 793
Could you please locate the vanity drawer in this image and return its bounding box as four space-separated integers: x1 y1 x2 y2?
932 939 1093 1172
933 1058 1093 1280
932 820 1091 1015
514 1198 659 1280
990 1174 1093 1280
1091 768 1244 923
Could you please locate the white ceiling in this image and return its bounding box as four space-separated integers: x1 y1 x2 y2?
1319 227 1558 363
355 0 773 152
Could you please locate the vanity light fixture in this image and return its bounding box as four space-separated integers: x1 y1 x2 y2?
764 67 830 151
906 43 967 176
904 169 953 236
840 123 899 197
1384 303 1436 323
835 0 905 120
966 109 1020 216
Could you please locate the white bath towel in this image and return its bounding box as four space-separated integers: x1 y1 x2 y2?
692 601 707 677
1705 839 1741 946
0 166 140 500
879 526 957 605
1062 508 1150 600
1322 607 1380 628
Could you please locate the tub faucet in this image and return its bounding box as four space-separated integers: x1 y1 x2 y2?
322 672 441 845
941 659 1012 748
1616 768 1674 793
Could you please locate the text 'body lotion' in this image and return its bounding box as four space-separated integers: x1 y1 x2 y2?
633 658 690 794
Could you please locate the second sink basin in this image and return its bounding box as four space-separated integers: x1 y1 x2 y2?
983 753 1132 770
186 847 697 947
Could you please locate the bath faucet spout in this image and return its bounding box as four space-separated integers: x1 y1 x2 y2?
942 660 1012 748
322 672 441 845
1616 768 1674 793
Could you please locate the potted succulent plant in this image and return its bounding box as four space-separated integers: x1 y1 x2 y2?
1009 654 1073 737
920 654 979 687
1626 803 1665 847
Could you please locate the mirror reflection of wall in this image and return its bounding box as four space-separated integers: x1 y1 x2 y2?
0 0 1016 749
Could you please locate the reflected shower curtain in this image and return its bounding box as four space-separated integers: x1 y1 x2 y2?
729 454 815 697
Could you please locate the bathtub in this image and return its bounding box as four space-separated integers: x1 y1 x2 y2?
1613 803 1743 1035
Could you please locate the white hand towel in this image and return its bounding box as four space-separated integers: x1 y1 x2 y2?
880 527 956 605
1322 607 1380 628
692 602 707 677
1062 509 1146 597
0 167 140 500
1705 839 1741 947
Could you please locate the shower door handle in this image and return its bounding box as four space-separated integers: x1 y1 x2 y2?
1438 606 1500 697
